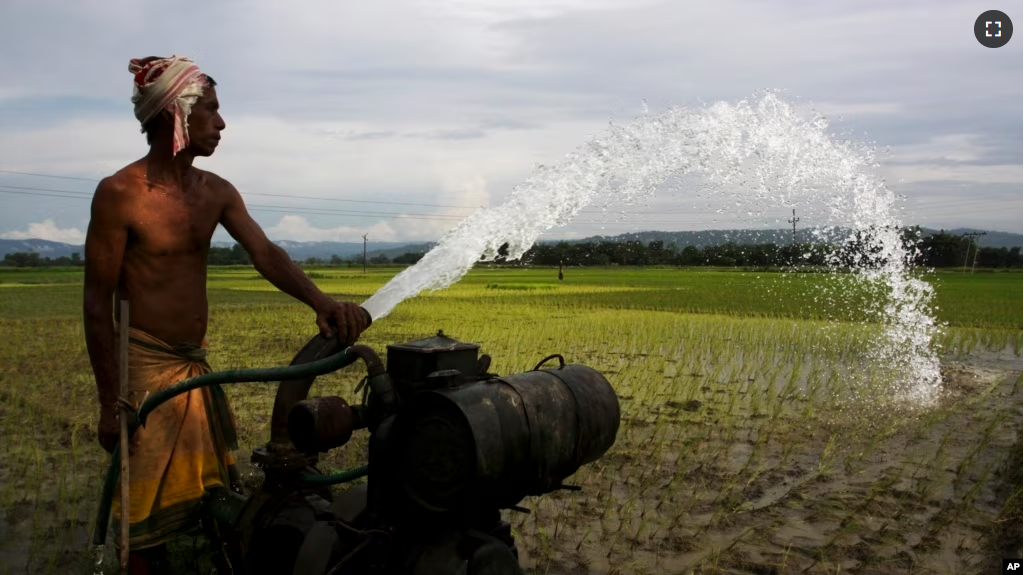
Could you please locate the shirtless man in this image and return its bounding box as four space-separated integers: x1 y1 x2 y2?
83 56 370 573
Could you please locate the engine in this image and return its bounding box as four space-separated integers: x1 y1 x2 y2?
202 331 621 574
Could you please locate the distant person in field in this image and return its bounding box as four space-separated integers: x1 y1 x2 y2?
82 55 371 573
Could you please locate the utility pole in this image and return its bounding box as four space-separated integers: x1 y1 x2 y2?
362 233 368 274
960 232 985 274
968 232 986 274
787 209 800 245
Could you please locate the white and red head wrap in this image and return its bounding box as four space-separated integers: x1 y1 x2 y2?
128 55 210 156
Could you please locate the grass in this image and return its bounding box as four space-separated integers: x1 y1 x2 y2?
0 265 1019 573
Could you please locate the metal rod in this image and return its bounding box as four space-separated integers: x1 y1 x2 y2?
118 300 130 571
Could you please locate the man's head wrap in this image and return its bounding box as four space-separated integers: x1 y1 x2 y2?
128 55 210 156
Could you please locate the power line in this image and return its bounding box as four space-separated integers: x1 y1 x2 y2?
246 207 460 222
0 187 774 227
0 169 97 182
6 169 1013 216
0 170 482 210
0 188 467 223
5 169 1009 223
0 186 466 220
243 202 465 220
254 191 477 210
5 184 974 230
0 188 87 201
10 179 982 229
0 181 788 218
0 185 790 226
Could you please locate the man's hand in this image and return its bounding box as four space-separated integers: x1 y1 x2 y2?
98 405 120 454
315 300 371 344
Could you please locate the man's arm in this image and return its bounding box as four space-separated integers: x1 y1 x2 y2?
83 178 128 451
218 180 334 310
218 180 369 342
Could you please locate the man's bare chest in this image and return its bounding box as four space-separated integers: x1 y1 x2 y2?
126 189 223 257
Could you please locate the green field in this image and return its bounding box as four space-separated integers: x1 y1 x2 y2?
0 266 1020 573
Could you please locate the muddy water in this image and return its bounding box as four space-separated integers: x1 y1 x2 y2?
510 346 1021 574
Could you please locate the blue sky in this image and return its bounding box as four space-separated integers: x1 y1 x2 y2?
0 0 1020 245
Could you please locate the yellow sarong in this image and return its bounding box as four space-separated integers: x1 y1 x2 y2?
111 326 238 549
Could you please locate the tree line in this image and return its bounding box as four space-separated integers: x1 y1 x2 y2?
510 231 1021 269
2 231 1019 269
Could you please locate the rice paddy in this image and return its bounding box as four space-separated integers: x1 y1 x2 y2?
0 265 1019 573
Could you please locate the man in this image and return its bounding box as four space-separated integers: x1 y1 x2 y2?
83 55 371 573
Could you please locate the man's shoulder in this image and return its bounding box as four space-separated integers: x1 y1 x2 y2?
97 160 149 192
195 168 239 197
93 165 139 202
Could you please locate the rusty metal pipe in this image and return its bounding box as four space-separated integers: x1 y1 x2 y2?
288 396 355 453
269 341 383 446
268 307 372 445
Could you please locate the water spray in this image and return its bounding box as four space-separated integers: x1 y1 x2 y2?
361 91 941 402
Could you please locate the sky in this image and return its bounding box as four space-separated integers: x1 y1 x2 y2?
0 0 1020 245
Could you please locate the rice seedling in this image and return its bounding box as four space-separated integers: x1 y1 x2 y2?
0 265 1018 573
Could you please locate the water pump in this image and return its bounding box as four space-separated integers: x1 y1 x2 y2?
187 330 621 574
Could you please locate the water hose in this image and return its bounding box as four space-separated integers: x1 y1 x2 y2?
92 346 365 547
301 465 369 486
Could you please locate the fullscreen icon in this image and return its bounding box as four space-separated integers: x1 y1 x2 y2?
974 10 1013 47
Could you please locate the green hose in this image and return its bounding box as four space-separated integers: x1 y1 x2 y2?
92 347 363 547
93 443 123 547
136 348 360 426
301 465 369 485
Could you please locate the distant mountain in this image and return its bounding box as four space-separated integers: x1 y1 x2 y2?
933 229 1023 249
365 243 435 260
0 239 418 261
2 228 1020 261
0 239 85 258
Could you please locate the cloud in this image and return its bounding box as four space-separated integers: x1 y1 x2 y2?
0 117 144 176
0 0 1019 238
437 173 490 210
0 95 124 130
344 131 397 141
321 123 536 142
1 219 86 244
479 117 540 130
884 133 1009 165
265 215 399 242
405 128 488 140
885 163 1020 185
877 133 1022 186
0 110 603 244
803 102 903 117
